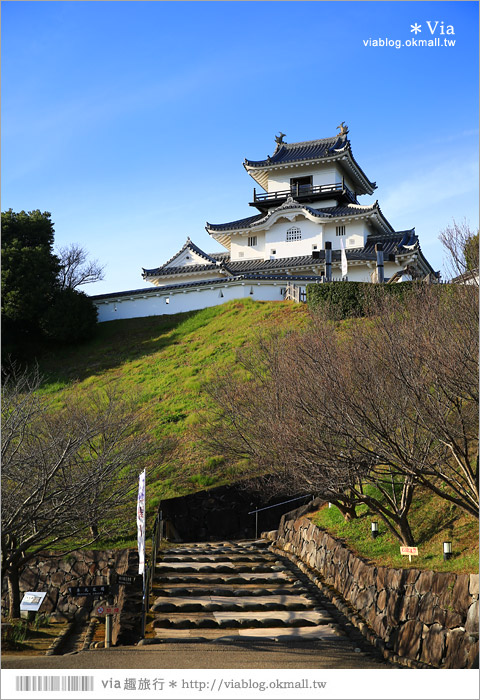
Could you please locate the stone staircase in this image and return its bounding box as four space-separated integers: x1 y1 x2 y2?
149 539 344 641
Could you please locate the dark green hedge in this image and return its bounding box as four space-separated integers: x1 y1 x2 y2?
306 281 418 319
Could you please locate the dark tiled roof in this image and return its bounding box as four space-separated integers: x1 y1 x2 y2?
143 263 223 277
206 213 265 232
207 201 384 233
244 135 348 168
143 238 218 275
91 273 320 302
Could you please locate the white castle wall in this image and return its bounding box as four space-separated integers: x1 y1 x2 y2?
94 282 289 323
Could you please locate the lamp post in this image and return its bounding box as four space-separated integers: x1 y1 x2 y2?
371 522 379 539
443 541 452 561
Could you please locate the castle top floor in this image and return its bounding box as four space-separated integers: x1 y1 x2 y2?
244 127 377 212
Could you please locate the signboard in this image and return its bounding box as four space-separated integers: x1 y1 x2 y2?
96 604 120 616
400 546 419 562
137 470 146 576
68 585 111 597
115 573 140 586
20 591 47 612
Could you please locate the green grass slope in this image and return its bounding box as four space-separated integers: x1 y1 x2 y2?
39 299 309 504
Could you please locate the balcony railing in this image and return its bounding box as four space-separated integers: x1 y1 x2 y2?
252 180 355 204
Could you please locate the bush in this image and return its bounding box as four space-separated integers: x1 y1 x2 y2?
306 281 418 318
41 288 98 343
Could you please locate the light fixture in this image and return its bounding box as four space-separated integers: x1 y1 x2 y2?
371 522 379 539
443 541 452 561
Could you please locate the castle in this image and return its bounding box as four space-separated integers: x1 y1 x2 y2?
93 126 437 322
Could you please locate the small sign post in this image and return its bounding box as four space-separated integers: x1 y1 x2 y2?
400 546 419 563
68 585 111 597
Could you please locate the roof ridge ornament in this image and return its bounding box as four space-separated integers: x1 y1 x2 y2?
336 121 349 136
275 132 286 145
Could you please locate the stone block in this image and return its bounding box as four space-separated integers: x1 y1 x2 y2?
452 574 471 615
430 606 446 627
415 570 435 595
466 639 479 669
445 609 464 629
376 588 388 613
431 572 452 596
72 560 88 576
395 619 424 660
376 567 387 591
444 628 470 669
386 592 402 626
420 623 446 667
386 568 404 591
418 592 440 625
465 600 479 637
355 586 376 614
401 594 419 621
469 575 479 597
50 571 66 588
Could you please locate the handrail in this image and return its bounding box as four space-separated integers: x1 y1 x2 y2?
254 182 351 202
140 509 163 639
248 495 312 515
248 495 312 538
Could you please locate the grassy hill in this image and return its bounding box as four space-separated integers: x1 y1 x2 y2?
38 299 309 540
35 299 478 570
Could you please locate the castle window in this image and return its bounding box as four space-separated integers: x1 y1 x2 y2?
286 227 302 242
248 236 257 247
336 225 346 236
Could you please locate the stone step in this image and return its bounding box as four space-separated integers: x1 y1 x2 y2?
155 572 296 585
151 593 314 613
152 609 332 629
152 625 342 641
156 561 286 573
161 554 278 562
152 585 308 597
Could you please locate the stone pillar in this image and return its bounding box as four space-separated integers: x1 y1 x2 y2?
375 243 384 283
325 242 332 282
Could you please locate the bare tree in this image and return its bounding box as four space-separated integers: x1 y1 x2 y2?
57 243 105 290
205 283 478 546
439 219 479 282
1 367 154 618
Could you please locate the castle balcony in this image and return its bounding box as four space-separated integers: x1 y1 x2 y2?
250 180 357 211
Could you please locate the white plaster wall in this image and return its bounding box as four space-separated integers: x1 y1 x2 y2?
323 220 369 249
95 283 288 322
267 166 341 192
230 232 265 261
263 219 323 259
266 164 358 194
164 249 211 268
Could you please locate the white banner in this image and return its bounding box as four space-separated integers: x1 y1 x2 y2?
340 237 348 279
136 469 146 575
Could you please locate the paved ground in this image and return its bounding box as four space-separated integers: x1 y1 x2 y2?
2 638 395 669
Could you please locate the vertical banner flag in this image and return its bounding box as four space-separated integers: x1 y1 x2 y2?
340 237 348 279
137 470 146 575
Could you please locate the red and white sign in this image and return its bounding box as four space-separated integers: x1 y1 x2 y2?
96 604 120 616
400 546 418 556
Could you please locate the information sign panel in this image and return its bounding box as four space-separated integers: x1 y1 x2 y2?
20 591 47 612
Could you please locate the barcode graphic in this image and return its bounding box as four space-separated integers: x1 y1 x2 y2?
15 676 94 691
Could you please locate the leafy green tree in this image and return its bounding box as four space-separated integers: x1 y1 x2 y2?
41 288 98 343
1 210 60 341
2 209 100 358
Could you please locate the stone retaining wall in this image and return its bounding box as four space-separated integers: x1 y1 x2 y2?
2 550 131 622
274 515 479 669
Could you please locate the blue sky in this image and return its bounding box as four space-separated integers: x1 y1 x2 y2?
2 1 478 295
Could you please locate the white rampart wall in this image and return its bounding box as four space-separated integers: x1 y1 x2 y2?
94 282 289 322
